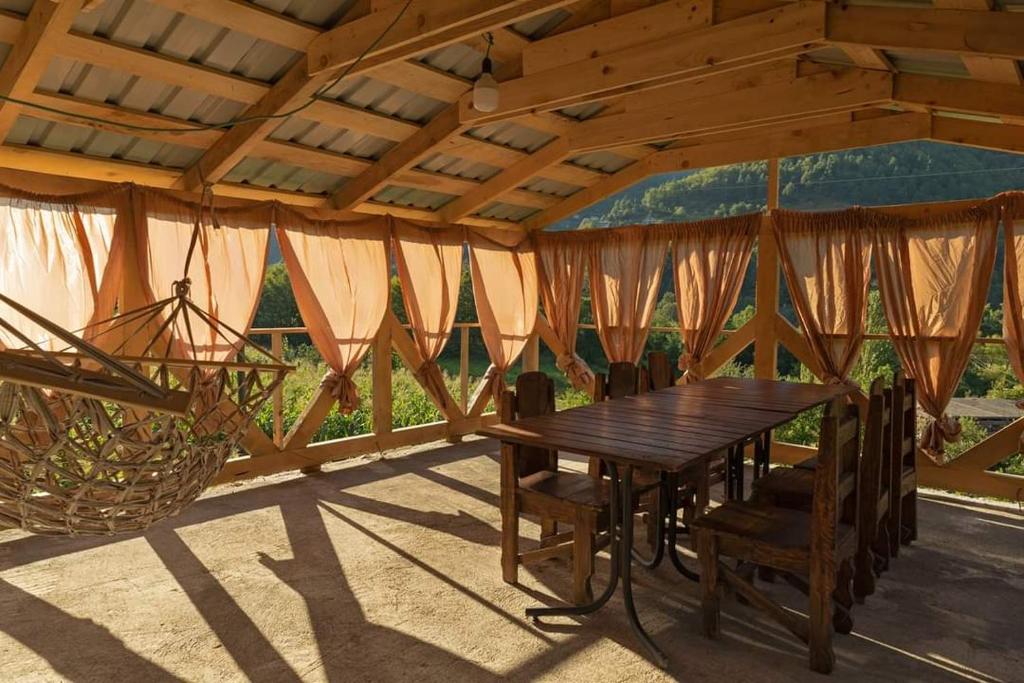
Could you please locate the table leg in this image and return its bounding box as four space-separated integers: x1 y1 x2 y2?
753 430 772 479
631 473 666 570
525 462 621 620
620 465 669 668
665 471 700 583
525 464 668 669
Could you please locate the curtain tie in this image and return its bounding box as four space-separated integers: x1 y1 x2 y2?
484 365 507 403
920 414 962 460
413 361 449 404
677 352 703 384
555 352 595 390
321 370 360 414
825 375 860 390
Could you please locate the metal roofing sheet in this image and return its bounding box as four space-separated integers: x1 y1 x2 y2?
569 151 634 174
417 153 501 182
478 201 538 221
373 185 454 211
224 157 343 195
466 121 555 153
9 115 202 168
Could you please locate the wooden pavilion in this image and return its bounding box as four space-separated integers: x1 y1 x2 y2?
0 1 1021 513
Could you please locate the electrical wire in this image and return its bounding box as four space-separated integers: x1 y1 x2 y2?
0 0 414 136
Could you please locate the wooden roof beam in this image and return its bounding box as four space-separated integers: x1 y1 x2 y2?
825 3 1024 62
894 73 1024 124
931 0 1022 85
306 1 577 77
183 0 574 194
522 111 932 229
458 1 826 126
568 68 894 152
0 0 85 140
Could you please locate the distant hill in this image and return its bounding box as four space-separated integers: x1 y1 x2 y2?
551 141 1024 229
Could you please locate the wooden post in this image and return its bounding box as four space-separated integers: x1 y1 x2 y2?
754 158 781 380
460 325 470 413
119 190 150 356
271 331 284 447
522 332 540 372
373 324 393 437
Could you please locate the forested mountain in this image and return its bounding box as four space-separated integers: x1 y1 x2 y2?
552 141 1024 229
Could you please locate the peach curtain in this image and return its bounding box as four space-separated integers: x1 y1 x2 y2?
534 232 594 390
1002 193 1024 400
672 215 758 382
0 185 127 351
467 228 538 400
873 203 999 458
588 225 670 364
393 218 463 403
136 190 272 362
276 207 390 413
773 208 872 386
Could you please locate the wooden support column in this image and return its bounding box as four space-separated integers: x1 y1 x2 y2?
271 332 284 447
460 325 470 413
753 158 780 380
522 333 540 372
373 324 393 437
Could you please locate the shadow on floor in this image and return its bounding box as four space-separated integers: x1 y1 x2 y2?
1 437 1022 681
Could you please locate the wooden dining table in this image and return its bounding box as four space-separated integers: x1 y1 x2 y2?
478 377 854 667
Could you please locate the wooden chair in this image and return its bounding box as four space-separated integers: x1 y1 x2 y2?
692 398 860 675
499 372 611 605
888 374 917 554
751 378 893 603
593 361 645 401
646 351 675 391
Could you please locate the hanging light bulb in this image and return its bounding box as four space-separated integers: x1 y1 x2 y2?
473 33 499 113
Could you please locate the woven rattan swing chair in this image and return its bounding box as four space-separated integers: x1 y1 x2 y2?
0 199 289 536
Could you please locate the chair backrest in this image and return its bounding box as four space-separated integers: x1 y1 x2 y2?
812 397 861 551
593 361 642 401
860 377 893 529
500 372 556 478
647 351 675 391
892 373 916 473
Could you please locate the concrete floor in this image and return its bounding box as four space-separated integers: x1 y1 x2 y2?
1 437 1021 682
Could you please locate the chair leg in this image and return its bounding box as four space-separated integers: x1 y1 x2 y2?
902 490 917 545
540 518 558 547
887 491 902 560
872 516 891 576
697 530 720 638
833 558 854 635
808 561 836 674
572 512 595 605
853 532 876 603
500 444 519 585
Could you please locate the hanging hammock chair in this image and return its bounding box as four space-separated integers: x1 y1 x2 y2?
0 194 290 536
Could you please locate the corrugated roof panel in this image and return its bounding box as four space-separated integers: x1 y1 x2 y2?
417 153 502 181
887 49 970 78
569 151 634 173
227 157 344 195
71 0 298 84
466 121 555 152
320 76 447 124
373 185 454 211
558 102 607 121
419 43 484 80
522 178 580 197
268 117 394 160
250 0 353 27
477 202 538 222
8 115 201 168
513 9 571 39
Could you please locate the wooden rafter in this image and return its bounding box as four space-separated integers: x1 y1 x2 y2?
931 0 1022 84
458 1 826 125
181 0 574 193
522 111 934 229
0 0 84 139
